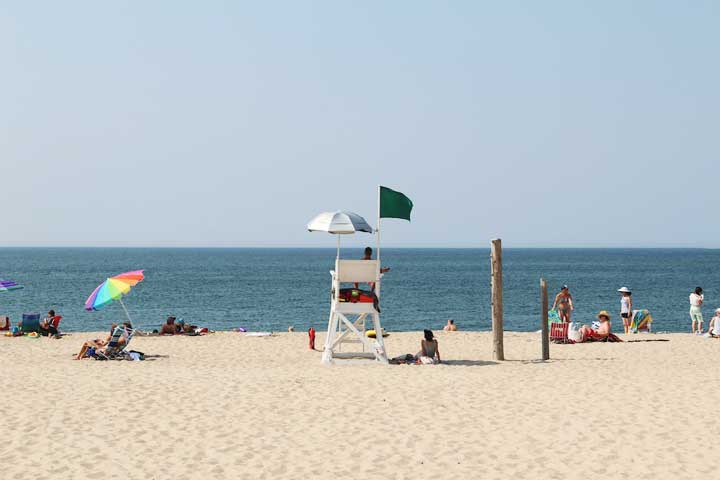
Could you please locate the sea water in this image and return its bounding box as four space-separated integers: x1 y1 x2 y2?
0 248 717 333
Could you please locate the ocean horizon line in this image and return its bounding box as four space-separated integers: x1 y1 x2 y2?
0 245 718 250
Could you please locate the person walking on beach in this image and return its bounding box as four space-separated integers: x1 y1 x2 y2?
618 287 633 334
551 285 574 323
690 287 704 334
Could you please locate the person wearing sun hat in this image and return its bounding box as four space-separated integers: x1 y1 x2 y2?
618 287 633 334
580 311 613 342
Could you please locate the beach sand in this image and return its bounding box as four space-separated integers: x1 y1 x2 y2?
1 330 718 479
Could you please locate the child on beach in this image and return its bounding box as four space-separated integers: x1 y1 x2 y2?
689 287 704 334
618 287 633 334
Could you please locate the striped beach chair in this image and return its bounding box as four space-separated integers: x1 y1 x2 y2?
550 322 573 344
94 326 135 360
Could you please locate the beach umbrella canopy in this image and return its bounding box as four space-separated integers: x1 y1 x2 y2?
307 211 373 234
84 270 145 323
0 277 23 293
307 211 373 258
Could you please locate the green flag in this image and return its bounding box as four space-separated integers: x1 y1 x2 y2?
379 186 413 221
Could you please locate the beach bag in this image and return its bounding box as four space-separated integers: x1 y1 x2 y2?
128 350 145 361
567 322 583 343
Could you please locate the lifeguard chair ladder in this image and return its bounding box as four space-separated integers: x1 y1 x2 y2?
321 259 388 364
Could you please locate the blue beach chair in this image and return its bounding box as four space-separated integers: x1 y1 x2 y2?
20 313 41 333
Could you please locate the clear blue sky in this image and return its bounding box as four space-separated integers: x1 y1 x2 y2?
1 1 717 247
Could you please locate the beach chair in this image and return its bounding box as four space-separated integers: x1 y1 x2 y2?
630 309 652 333
94 326 135 360
20 313 41 333
322 259 388 364
550 322 572 344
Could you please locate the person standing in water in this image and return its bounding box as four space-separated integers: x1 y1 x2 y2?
689 287 704 334
551 285 574 323
618 287 633 334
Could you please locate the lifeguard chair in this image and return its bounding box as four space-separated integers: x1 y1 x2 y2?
308 187 413 365
322 258 388 364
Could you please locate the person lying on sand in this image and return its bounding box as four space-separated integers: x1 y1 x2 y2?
416 329 441 364
580 311 612 342
75 323 117 359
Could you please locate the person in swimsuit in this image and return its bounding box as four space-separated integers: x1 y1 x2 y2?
443 319 458 332
417 329 441 364
580 311 612 341
74 323 117 359
618 287 633 334
551 285 574 323
159 316 177 335
690 287 704 334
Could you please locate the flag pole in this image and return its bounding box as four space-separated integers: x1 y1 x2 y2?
376 185 381 300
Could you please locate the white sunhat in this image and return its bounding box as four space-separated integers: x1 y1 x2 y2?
715 308 720 315
617 287 631 293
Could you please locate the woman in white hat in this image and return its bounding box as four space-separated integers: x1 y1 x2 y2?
618 287 633 334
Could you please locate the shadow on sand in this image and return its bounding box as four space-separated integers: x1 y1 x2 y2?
441 359 499 367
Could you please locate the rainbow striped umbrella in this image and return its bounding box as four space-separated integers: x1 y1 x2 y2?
84 270 144 323
0 277 23 293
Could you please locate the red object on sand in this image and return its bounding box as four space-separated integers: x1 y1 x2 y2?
308 327 316 350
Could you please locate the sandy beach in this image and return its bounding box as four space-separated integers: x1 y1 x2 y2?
1 330 718 480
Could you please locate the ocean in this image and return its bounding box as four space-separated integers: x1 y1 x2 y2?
0 248 717 333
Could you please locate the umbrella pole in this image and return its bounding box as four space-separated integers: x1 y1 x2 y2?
336 235 340 259
118 297 134 325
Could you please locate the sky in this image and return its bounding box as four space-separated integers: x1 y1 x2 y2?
1 1 718 248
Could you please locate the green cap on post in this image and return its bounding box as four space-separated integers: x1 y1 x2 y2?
379 186 413 221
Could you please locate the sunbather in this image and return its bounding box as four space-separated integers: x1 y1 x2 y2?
443 319 458 332
416 329 441 364
75 323 117 359
707 309 720 337
159 316 177 335
39 310 60 338
580 311 612 342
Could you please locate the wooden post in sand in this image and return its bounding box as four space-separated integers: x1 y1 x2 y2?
491 239 504 361
540 278 549 360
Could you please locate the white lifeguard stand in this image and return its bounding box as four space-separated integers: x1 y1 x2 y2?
306 210 389 365
322 258 388 364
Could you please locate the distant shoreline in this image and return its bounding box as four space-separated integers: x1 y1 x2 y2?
1 246 718 250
